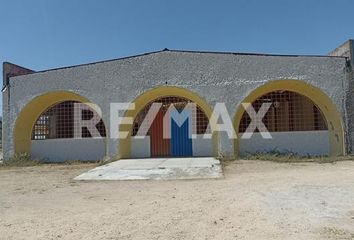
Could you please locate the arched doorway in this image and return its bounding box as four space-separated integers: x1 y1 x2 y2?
14 91 107 161
119 86 218 158
234 80 345 157
131 96 210 157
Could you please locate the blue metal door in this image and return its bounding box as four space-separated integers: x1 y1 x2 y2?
170 112 193 157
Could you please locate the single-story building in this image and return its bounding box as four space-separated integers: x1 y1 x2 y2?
2 40 354 162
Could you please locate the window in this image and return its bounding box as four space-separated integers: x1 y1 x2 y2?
32 101 106 140
239 91 327 132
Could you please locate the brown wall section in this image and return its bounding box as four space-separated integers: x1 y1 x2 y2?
3 62 34 89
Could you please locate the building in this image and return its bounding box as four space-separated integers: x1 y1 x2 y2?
0 116 2 145
2 40 354 162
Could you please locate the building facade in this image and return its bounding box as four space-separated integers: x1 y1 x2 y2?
2 40 354 162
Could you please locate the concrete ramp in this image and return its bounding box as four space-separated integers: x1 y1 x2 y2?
74 157 222 181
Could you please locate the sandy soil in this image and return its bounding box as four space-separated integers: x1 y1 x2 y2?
0 160 354 240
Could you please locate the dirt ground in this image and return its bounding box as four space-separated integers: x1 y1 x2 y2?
0 160 354 240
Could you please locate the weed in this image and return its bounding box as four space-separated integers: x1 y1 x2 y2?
0 153 41 168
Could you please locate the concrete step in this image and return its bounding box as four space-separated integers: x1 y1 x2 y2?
74 157 223 181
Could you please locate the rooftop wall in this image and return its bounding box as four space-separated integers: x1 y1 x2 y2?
329 39 353 65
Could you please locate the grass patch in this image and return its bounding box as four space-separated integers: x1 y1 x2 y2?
215 148 354 164
0 153 41 168
96 155 120 166
321 227 354 240
61 160 94 165
0 154 119 168
241 150 347 164
243 150 313 162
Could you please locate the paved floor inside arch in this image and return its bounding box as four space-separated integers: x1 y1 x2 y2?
74 157 223 181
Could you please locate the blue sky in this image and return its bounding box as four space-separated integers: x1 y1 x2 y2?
1 0 353 113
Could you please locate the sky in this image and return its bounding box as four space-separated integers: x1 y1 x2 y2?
1 0 354 114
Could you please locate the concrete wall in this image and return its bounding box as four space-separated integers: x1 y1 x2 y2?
130 137 151 158
3 50 350 160
329 40 353 65
130 134 213 158
31 138 105 162
329 40 354 153
192 135 213 157
239 131 329 156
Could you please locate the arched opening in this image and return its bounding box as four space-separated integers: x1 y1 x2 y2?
234 80 345 157
32 101 106 140
131 96 210 157
119 86 218 158
14 91 107 161
30 100 107 161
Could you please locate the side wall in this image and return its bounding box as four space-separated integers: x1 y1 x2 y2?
31 138 105 162
330 40 354 154
239 131 329 156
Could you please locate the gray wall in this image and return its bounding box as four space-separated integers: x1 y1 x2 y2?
329 40 353 66
2 50 350 159
329 40 354 153
239 131 329 156
345 57 354 153
31 138 106 162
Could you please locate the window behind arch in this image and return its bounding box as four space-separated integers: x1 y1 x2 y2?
32 101 106 140
239 90 328 132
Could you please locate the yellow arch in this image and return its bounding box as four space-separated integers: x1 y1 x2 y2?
119 86 218 158
14 91 99 155
233 80 345 157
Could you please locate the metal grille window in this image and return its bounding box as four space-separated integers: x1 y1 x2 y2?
132 96 210 136
32 101 106 140
239 90 328 132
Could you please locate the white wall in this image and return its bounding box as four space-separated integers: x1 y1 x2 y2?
239 130 329 156
130 135 213 158
130 137 151 158
192 135 213 156
31 138 106 162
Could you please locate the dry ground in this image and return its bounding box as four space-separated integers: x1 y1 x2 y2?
0 160 354 240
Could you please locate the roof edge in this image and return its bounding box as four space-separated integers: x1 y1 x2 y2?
7 48 348 77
